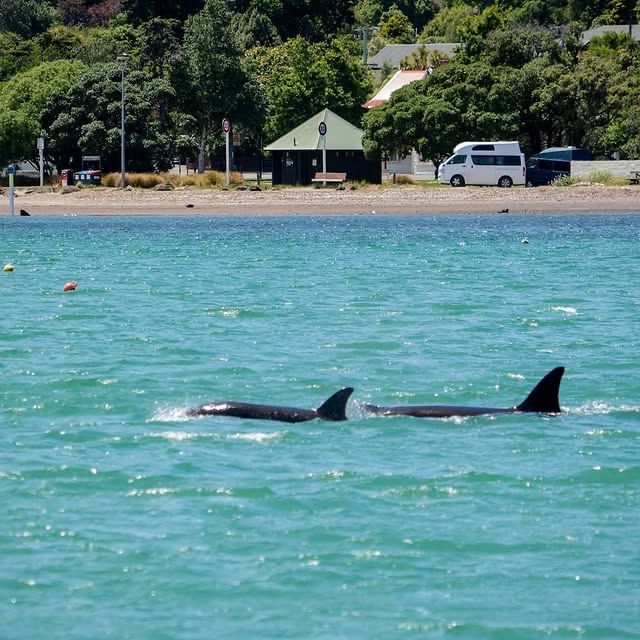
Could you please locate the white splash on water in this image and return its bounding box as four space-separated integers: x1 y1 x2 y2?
227 431 284 443
551 306 578 315
146 430 208 441
149 406 191 422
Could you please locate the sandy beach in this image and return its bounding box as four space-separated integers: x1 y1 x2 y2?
2 183 639 216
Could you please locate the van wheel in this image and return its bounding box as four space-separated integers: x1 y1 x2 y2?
450 174 465 187
498 175 513 188
526 179 534 187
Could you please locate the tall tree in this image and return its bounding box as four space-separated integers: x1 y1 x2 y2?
249 35 372 143
41 63 177 172
183 0 265 171
0 60 87 168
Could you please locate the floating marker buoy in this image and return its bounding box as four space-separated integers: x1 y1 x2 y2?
4 263 14 272
521 237 529 244
63 280 77 291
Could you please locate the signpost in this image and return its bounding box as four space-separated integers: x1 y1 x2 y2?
37 136 44 188
318 121 327 186
7 164 16 216
222 117 231 187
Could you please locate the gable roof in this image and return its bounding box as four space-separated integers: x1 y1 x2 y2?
364 69 427 108
264 108 364 151
582 24 640 44
367 43 459 69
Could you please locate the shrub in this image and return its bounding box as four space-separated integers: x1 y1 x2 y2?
551 174 578 187
394 173 415 185
101 172 120 187
126 173 164 189
100 170 239 189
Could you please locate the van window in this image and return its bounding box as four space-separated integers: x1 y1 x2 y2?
551 160 570 171
496 155 522 166
472 144 495 151
448 154 466 164
471 155 495 165
537 159 554 171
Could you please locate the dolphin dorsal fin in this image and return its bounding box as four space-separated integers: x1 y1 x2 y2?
516 367 564 413
316 387 354 421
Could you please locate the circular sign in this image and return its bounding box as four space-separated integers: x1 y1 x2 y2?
222 117 231 133
318 121 327 136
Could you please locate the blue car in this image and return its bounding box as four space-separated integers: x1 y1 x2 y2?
525 147 591 186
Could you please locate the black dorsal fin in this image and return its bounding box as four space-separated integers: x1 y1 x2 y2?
316 387 354 421
516 367 564 413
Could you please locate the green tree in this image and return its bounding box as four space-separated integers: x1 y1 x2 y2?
74 24 140 65
418 3 475 43
459 3 516 57
33 25 89 62
478 26 562 68
231 7 281 50
139 18 182 78
574 35 640 156
378 5 415 43
183 0 265 171
354 0 382 26
0 60 87 168
41 63 177 172
247 0 357 42
0 0 57 38
0 31 42 81
250 35 372 143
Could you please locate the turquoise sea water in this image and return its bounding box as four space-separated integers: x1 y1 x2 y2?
1 214 639 639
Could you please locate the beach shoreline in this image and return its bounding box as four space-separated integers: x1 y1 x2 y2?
2 184 639 216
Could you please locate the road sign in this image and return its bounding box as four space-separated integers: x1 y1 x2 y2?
318 121 327 136
37 137 44 150
222 117 231 133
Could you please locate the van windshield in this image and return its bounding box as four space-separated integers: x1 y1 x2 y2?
447 154 466 164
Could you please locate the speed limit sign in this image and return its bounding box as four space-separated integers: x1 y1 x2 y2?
222 117 231 133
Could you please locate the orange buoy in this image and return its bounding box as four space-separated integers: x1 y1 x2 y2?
63 280 77 292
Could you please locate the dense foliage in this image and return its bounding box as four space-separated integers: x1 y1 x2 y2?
0 0 639 174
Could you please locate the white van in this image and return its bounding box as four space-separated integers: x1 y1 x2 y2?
438 141 525 187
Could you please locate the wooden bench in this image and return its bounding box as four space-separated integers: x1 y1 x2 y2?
311 172 347 185
629 171 640 185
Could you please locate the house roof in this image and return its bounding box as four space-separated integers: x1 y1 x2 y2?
367 43 459 69
264 108 364 151
582 24 640 44
364 69 427 108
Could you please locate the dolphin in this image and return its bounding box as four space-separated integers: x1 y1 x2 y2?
363 367 564 418
188 387 354 423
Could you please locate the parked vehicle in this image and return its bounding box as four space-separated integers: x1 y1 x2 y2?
437 141 525 188
525 147 592 186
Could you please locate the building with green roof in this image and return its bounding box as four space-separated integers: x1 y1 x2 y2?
264 108 381 185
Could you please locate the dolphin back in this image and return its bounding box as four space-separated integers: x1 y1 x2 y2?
315 387 354 421
516 366 564 413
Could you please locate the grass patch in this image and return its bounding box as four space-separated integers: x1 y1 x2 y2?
586 170 628 186
553 170 629 187
101 170 244 189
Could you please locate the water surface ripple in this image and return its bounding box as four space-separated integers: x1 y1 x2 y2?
1 214 639 639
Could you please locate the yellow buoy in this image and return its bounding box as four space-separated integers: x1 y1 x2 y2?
3 263 14 272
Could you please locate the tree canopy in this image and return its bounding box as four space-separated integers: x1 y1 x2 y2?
0 0 639 174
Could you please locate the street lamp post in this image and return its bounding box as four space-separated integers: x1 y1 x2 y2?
117 54 129 189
